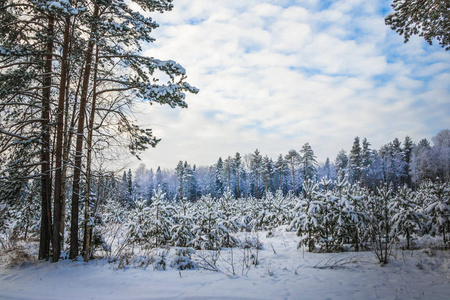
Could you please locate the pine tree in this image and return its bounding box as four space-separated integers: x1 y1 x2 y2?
223 156 234 192
412 139 432 184
176 161 184 201
188 164 198 201
291 181 322 252
361 138 373 187
214 157 224 198
217 189 240 247
192 194 219 250
234 152 243 198
127 169 134 204
182 161 194 200
385 0 450 50
432 129 450 182
156 166 163 189
390 186 423 249
300 143 317 184
2 0 198 261
425 181 450 246
318 157 335 182
274 154 289 194
261 156 274 196
126 198 152 251
388 138 407 187
349 137 362 184
335 149 349 177
149 189 175 247
368 185 395 264
171 199 194 247
285 150 300 196
250 149 263 198
403 136 414 187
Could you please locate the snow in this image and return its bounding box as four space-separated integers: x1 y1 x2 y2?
46 0 79 15
1 231 449 300
48 1 63 10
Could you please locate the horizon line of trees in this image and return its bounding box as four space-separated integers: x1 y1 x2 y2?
116 129 449 204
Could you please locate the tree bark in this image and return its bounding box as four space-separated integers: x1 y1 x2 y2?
39 15 54 261
70 3 100 260
53 15 71 262
83 45 99 262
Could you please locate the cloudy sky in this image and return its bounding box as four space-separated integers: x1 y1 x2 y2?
132 0 450 170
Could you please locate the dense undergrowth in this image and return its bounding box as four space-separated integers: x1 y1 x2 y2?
1 179 449 267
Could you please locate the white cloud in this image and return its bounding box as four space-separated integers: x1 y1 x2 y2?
132 0 450 170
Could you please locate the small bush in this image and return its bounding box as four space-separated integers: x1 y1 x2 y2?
170 248 196 270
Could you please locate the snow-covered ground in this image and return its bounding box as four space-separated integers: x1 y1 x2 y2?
1 230 449 300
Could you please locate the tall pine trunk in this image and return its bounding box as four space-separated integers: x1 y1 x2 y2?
39 15 54 261
60 33 79 250
83 46 99 262
70 4 100 259
63 17 84 245
53 16 71 262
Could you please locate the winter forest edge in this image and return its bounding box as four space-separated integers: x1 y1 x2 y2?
0 0 450 298
3 128 450 265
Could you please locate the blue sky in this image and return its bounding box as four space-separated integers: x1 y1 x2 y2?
133 0 450 170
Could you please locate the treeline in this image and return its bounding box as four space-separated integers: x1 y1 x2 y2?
118 130 449 203
0 0 197 262
0 131 448 263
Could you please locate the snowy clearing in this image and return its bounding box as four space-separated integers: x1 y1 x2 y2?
1 231 449 300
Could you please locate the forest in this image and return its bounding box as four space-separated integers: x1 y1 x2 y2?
119 131 450 203
1 0 450 299
1 129 449 266
0 0 449 274
0 0 198 263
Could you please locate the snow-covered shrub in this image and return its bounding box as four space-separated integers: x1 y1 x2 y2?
193 246 256 276
6 204 40 242
170 248 196 270
253 192 278 230
109 251 152 270
239 234 263 250
1 179 41 243
239 233 263 266
291 181 324 252
342 184 370 251
390 185 424 249
125 188 176 250
153 251 168 271
216 189 240 247
101 200 128 253
170 201 194 247
424 181 450 247
273 189 293 226
91 229 110 254
191 195 219 250
367 185 395 264
0 244 35 268
149 189 176 247
126 199 152 251
248 197 265 230
234 198 253 232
